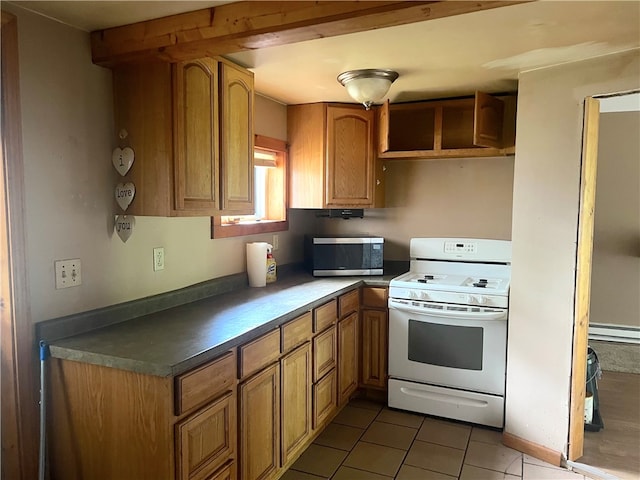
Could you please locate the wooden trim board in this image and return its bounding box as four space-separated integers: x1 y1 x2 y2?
502 432 564 467
568 96 600 460
90 1 530 66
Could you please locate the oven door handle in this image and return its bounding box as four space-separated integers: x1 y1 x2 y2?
389 303 507 321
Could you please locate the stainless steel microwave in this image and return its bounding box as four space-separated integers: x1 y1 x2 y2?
304 235 384 276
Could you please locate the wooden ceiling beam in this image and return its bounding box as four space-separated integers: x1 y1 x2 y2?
91 1 528 67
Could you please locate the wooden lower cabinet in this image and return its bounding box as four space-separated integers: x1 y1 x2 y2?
337 312 359 405
239 363 280 480
280 342 312 465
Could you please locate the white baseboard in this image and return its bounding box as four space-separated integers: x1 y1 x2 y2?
589 323 640 344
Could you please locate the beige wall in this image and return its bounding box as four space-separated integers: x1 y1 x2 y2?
317 156 514 259
506 49 640 454
590 111 640 329
7 4 313 323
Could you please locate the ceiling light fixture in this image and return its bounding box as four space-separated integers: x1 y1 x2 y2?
337 69 399 110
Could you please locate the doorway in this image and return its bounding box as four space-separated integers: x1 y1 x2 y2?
569 91 640 477
1 10 38 480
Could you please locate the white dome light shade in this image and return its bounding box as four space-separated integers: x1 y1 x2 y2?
337 69 399 110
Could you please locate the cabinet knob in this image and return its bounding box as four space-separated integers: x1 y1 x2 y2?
382 165 387 172
376 179 381 186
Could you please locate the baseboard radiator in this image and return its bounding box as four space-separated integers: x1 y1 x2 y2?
589 323 640 344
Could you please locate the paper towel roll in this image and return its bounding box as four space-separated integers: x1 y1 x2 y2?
247 242 268 287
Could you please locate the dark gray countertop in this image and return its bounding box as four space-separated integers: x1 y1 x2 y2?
47 270 400 377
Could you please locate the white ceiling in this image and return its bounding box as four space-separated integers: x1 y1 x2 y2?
9 1 640 105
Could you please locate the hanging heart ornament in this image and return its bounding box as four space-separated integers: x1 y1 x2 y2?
112 147 135 176
115 215 135 243
115 182 136 211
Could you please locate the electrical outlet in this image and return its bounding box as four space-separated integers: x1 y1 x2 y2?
272 234 279 251
55 259 82 289
153 247 165 271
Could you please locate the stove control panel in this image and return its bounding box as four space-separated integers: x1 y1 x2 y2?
444 241 477 255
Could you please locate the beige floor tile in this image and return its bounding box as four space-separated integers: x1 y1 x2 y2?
376 408 424 428
417 417 471 450
331 465 392 480
460 464 522 480
332 405 379 429
313 423 364 451
289 444 347 478
348 398 385 412
396 464 457 480
523 463 585 479
343 441 406 477
361 421 418 450
465 440 523 476
470 426 504 445
404 439 465 477
280 470 328 480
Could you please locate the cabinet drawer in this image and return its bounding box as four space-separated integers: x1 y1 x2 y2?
313 299 337 333
313 326 337 383
281 312 312 353
175 391 236 480
239 329 281 379
362 287 388 309
176 351 236 416
313 369 337 430
338 289 359 318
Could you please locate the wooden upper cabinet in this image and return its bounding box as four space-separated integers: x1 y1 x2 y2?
173 58 219 213
378 91 516 159
111 57 254 217
219 59 254 214
288 103 382 208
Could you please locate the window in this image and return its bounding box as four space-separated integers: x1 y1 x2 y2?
211 135 288 238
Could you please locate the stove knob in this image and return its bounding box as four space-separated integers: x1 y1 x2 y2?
466 294 475 304
409 290 418 299
476 295 487 305
420 291 430 301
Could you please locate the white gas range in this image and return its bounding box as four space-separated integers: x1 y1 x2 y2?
388 238 512 428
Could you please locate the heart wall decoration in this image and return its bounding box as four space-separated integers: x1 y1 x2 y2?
115 182 136 211
112 147 135 176
115 215 135 243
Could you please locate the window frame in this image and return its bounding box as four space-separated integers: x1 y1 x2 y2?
211 134 288 238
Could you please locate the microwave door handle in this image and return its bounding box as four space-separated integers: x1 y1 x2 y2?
390 303 507 321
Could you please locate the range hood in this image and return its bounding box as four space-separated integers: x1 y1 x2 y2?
316 209 364 219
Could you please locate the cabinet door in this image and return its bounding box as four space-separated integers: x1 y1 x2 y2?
208 461 236 480
313 368 337 430
176 391 236 480
281 343 312 466
337 312 358 406
239 364 280 480
326 106 375 207
473 91 505 149
361 309 388 389
112 62 173 216
173 58 219 213
219 60 254 214
313 326 337 382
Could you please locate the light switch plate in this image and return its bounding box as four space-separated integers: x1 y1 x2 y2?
55 259 82 289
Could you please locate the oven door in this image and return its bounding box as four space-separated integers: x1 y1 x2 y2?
388 298 507 396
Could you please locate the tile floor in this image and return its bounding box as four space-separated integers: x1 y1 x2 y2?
282 399 589 480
